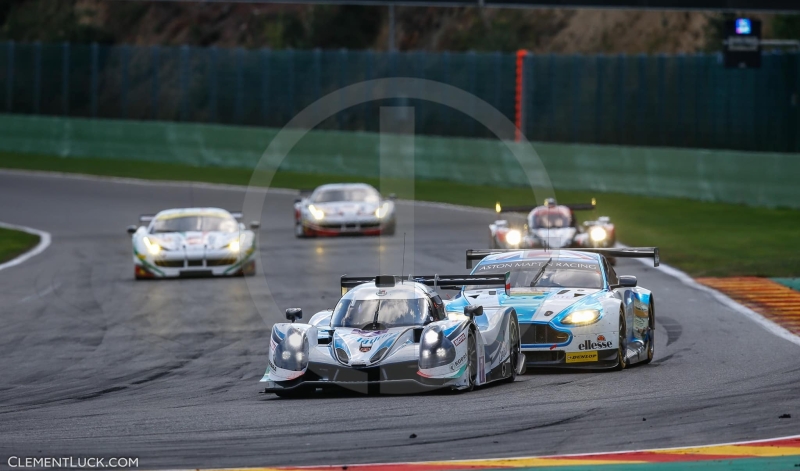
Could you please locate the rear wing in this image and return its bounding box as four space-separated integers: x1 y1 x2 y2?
495 198 596 214
341 273 509 295
466 247 659 269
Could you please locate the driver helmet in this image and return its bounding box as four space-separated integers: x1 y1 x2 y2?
543 197 558 208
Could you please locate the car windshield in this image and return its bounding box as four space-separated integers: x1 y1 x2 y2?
313 188 379 204
151 215 238 233
532 213 571 229
470 259 604 290
331 297 430 329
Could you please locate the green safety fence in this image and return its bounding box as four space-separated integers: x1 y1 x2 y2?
1 114 798 208
1 41 799 152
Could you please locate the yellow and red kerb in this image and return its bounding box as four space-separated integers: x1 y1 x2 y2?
200 436 800 471
697 277 800 335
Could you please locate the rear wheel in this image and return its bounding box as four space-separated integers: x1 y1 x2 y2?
614 312 628 371
503 316 521 383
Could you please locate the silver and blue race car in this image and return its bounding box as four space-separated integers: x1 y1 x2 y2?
261 274 525 397
127 208 259 279
445 247 659 370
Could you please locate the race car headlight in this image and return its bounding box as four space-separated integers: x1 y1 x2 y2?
273 328 309 371
419 328 456 369
228 239 241 252
590 227 607 242
308 204 325 221
562 309 601 325
375 203 391 219
505 229 522 246
142 236 161 255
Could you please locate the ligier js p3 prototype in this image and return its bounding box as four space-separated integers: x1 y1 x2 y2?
294 183 396 238
261 274 524 397
490 198 615 251
445 247 659 371
127 208 259 279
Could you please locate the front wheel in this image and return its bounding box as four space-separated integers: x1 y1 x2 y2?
614 313 628 371
463 330 478 392
503 316 521 383
294 222 307 238
642 299 655 364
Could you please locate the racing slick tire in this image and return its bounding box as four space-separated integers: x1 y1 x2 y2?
614 311 628 371
294 222 309 239
503 314 521 383
462 329 478 392
382 220 396 236
642 298 655 365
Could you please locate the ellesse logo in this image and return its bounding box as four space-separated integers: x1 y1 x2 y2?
578 339 612 350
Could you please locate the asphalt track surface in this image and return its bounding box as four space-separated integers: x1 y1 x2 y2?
1 171 799 470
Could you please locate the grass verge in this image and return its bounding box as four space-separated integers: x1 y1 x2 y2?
0 226 40 265
1 151 798 277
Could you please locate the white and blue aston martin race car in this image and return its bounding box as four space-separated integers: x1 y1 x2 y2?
261 274 525 397
445 247 659 370
127 208 259 279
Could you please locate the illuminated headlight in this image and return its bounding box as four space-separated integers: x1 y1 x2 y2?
423 330 440 344
287 332 303 349
419 328 456 369
505 229 522 246
273 329 309 371
308 204 325 220
142 236 161 255
375 203 391 219
590 227 607 242
562 309 602 325
228 239 241 252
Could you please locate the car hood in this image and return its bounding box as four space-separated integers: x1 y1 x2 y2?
331 327 413 366
145 231 243 251
448 287 604 322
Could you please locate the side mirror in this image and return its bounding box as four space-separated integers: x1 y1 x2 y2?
388 193 397 200
286 308 303 323
616 276 637 288
250 221 260 230
127 225 138 234
464 305 484 319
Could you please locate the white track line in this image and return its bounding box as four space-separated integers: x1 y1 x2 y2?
624 245 800 348
3 169 796 347
0 221 51 272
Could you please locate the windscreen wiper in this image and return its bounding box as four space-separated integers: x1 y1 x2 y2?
529 257 553 288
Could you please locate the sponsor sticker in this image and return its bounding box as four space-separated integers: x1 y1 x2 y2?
578 339 613 350
453 333 466 346
450 353 468 371
359 343 372 352
566 351 599 363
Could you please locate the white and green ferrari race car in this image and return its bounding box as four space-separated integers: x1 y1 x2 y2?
127 208 259 279
261 273 525 397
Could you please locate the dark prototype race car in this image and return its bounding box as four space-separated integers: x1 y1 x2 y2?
490 198 616 251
